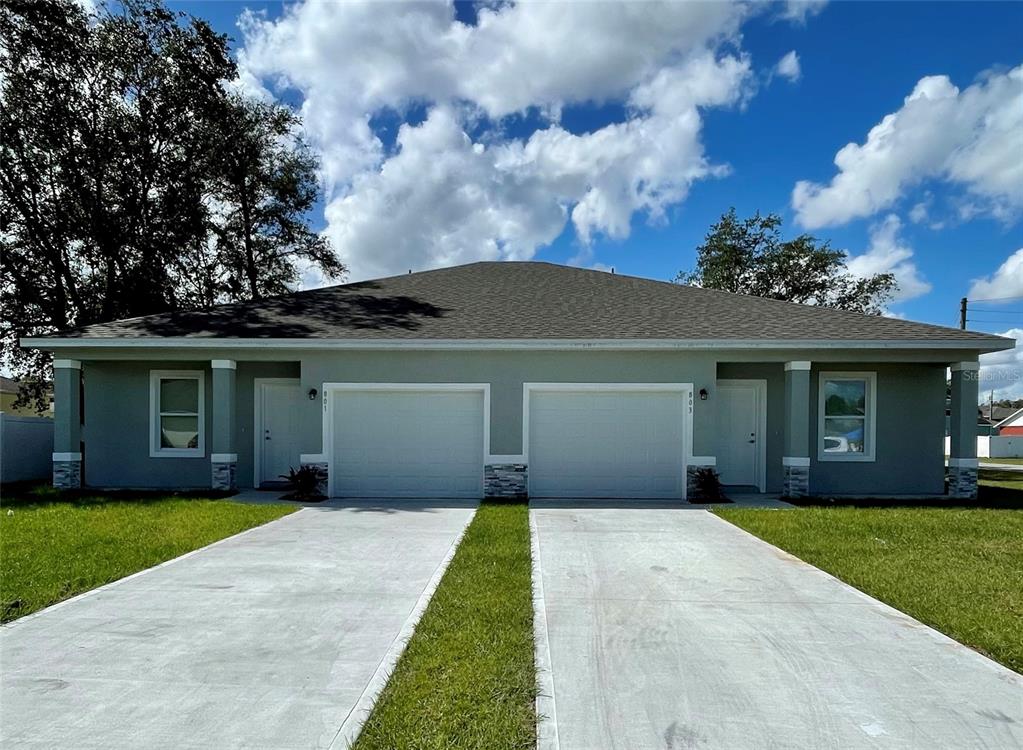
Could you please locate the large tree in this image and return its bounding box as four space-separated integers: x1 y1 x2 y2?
0 0 344 409
676 208 897 314
202 95 344 301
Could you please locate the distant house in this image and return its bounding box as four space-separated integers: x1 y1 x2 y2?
944 401 997 437
994 407 1023 436
0 376 53 418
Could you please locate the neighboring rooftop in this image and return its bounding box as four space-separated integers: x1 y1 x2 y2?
27 261 1013 348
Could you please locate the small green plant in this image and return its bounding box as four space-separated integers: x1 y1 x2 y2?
279 465 327 501
692 467 728 503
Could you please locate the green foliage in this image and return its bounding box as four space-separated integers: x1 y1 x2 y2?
354 502 537 750
718 505 1023 673
0 0 344 410
0 491 294 622
279 464 327 500
692 466 728 502
676 208 897 315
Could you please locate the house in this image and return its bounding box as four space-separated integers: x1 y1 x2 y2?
21 262 1011 500
0 376 53 417
994 407 1023 436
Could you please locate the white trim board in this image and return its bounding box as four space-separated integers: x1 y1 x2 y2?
817 371 878 463
522 382 695 501
321 383 492 499
716 379 768 493
149 369 205 459
21 336 1012 352
253 377 302 488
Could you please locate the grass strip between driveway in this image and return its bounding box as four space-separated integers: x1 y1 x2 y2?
353 501 536 750
717 505 1023 674
1 488 295 623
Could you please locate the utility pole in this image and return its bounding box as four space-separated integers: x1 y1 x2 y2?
960 297 968 329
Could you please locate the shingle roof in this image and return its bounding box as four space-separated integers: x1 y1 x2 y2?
38 261 1012 348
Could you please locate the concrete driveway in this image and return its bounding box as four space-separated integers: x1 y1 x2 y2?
532 506 1023 750
0 501 476 750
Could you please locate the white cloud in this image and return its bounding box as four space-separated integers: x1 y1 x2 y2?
325 53 750 279
793 65 1023 229
845 214 931 302
969 249 1023 301
979 328 1023 400
774 51 802 82
779 0 828 25
237 0 757 280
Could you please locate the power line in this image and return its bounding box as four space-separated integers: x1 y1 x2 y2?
968 294 1023 303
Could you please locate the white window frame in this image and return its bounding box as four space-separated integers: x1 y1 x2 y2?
149 370 205 458
818 371 876 463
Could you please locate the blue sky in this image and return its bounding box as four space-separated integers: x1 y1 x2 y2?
175 0 1022 392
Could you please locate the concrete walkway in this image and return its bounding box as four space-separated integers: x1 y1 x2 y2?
0 501 476 750
979 461 1023 472
531 505 1023 750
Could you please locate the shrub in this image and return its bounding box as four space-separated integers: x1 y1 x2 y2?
279 465 327 501
692 467 728 502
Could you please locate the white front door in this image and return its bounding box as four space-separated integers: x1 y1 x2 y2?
715 380 765 489
528 388 687 499
258 380 303 485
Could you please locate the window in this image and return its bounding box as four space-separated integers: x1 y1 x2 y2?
150 370 205 457
818 372 876 462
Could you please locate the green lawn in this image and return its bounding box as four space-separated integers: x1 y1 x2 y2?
353 501 536 750
980 457 1023 466
0 486 295 622
978 467 1023 504
717 503 1023 673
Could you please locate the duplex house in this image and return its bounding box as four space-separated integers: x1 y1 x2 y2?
22 262 1009 499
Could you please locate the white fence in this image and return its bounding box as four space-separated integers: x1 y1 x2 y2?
944 435 1023 459
0 414 54 484
990 436 1023 458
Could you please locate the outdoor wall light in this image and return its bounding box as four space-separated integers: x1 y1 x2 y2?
308 388 318 401
699 388 709 400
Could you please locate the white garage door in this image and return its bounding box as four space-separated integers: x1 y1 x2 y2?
529 389 686 499
331 388 484 498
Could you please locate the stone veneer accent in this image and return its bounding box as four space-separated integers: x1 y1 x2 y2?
212 461 237 492
485 463 527 499
685 465 704 500
53 460 81 490
947 465 978 499
782 465 809 498
300 460 329 496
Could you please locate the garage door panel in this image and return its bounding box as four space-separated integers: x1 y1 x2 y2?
529 390 686 499
332 390 484 499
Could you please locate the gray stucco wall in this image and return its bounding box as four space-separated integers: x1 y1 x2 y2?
77 351 948 495
809 363 946 495
298 350 719 458
84 361 213 488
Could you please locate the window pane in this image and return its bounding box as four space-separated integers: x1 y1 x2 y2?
160 415 199 449
823 417 865 453
824 379 866 417
160 378 198 414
